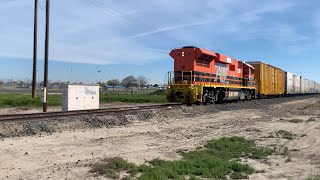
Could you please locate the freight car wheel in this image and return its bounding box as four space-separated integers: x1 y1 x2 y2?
202 91 209 105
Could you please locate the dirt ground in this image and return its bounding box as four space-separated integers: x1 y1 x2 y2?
0 96 320 180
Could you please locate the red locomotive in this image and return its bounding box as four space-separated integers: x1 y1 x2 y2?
167 46 256 104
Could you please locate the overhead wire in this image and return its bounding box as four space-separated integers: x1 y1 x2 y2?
89 0 193 47
90 1 183 46
105 4 190 45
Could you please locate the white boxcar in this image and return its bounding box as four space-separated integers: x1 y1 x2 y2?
316 82 320 93
310 80 315 93
305 79 311 94
307 79 314 93
313 81 317 93
286 72 301 94
300 77 306 94
311 81 315 93
62 84 100 111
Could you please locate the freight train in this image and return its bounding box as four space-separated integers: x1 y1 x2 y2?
167 46 320 104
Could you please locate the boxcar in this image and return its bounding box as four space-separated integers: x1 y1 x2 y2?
307 79 314 93
305 79 314 94
311 81 316 93
247 61 285 97
300 77 307 94
316 82 320 93
286 72 301 94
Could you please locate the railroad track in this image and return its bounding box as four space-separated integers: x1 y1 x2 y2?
0 103 182 122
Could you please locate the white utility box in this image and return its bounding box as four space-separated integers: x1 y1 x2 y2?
62 84 100 111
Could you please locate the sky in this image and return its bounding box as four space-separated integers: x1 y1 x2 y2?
0 0 320 84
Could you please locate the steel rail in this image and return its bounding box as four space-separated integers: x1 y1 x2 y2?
0 103 182 122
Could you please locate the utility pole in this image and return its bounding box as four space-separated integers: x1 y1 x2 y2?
32 0 38 98
43 0 50 112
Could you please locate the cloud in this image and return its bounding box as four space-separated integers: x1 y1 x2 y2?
0 0 317 65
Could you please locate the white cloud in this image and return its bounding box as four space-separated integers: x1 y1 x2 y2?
0 0 317 65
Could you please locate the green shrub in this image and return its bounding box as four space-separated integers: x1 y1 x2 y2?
90 137 273 179
276 130 296 140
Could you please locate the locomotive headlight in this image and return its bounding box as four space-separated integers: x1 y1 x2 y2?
168 86 171 89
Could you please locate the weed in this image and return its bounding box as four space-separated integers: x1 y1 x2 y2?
255 169 266 173
90 157 138 179
307 117 317 122
287 119 303 123
276 130 296 140
230 172 249 179
301 134 308 137
267 135 275 138
285 157 291 163
90 137 273 179
290 148 300 152
148 158 167 166
306 173 320 180
281 147 290 156
176 149 189 156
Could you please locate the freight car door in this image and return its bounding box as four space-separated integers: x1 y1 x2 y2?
272 68 276 93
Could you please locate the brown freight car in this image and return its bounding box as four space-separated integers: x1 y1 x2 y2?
247 61 285 97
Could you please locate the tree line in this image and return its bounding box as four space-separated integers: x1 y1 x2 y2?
106 75 158 91
0 75 160 90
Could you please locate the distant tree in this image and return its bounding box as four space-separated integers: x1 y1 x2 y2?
137 75 148 90
18 80 25 87
153 84 159 88
121 76 137 89
97 82 106 87
107 79 120 91
0 80 3 87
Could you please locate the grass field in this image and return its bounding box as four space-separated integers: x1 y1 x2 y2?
90 136 273 179
100 93 167 103
0 92 167 108
0 94 61 107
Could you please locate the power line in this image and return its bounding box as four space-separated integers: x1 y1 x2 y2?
90 1 183 45
105 4 189 45
89 0 193 46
